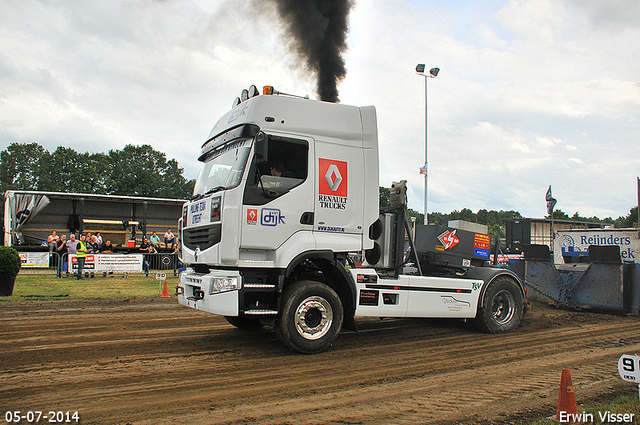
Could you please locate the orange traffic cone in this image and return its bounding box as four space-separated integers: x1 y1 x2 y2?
555 368 579 422
161 281 170 298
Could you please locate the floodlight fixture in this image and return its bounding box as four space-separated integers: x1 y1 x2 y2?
415 64 440 224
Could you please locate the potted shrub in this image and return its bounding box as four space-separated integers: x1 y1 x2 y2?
0 246 21 296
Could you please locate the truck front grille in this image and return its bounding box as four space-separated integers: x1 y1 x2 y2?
184 223 221 251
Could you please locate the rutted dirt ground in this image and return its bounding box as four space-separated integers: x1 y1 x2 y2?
1 297 639 425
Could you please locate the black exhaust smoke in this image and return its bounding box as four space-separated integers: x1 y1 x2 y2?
271 0 354 102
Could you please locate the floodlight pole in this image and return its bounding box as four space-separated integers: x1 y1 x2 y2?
416 65 439 225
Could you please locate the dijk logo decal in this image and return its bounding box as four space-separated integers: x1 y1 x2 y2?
319 158 348 197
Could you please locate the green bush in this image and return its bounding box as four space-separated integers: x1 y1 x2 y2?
0 246 21 279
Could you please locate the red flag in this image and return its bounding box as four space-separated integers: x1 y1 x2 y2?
546 185 557 216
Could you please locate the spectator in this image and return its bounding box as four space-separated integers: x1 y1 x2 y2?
140 237 156 277
100 240 114 254
47 230 59 252
66 234 77 255
66 234 78 277
56 234 67 278
88 235 101 253
81 235 99 278
140 237 156 253
149 231 161 249
99 240 115 277
95 232 103 245
56 234 66 252
75 234 87 280
172 243 182 276
164 228 175 248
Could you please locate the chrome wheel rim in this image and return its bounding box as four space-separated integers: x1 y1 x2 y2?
294 296 333 340
492 289 516 325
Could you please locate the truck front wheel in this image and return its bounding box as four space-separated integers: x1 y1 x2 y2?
474 276 523 333
276 281 344 354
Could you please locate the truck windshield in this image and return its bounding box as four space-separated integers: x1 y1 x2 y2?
192 138 252 197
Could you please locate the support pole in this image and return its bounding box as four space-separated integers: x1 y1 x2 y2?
402 208 423 277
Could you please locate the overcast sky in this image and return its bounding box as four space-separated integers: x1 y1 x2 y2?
1 0 639 219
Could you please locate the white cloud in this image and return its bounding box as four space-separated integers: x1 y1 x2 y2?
341 0 640 218
0 0 638 220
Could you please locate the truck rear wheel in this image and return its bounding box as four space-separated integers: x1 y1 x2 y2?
474 276 523 333
276 281 343 354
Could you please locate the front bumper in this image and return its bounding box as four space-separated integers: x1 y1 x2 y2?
177 269 241 316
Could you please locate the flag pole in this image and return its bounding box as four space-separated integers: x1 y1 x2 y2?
551 212 555 255
546 185 557 257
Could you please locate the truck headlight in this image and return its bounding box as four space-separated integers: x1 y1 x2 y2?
211 277 239 294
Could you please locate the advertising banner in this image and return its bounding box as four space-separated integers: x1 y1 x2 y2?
19 252 50 267
69 254 143 273
554 229 639 264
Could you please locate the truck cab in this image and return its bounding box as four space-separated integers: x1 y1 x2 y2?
177 87 525 353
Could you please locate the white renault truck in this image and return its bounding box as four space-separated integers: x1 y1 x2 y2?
176 85 525 353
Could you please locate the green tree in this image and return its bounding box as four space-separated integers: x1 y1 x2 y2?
0 142 194 199
74 151 111 194
107 145 193 198
378 186 424 224
0 142 47 192
477 209 489 225
550 209 570 220
487 223 504 239
408 208 423 225
428 212 447 226
379 186 390 208
620 206 639 228
159 158 195 199
459 208 475 222
571 211 584 221
39 147 111 194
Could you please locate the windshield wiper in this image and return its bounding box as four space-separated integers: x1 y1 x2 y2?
191 186 226 201
205 186 226 195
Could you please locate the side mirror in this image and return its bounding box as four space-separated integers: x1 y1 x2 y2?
254 132 268 161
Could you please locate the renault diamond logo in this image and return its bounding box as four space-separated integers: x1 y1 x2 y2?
319 158 348 198
325 164 343 191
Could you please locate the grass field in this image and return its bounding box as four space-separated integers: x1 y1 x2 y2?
1 273 179 301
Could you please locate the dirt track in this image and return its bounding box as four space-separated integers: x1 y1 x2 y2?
1 297 639 425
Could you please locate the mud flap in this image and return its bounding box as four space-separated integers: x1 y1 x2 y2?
343 313 358 332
